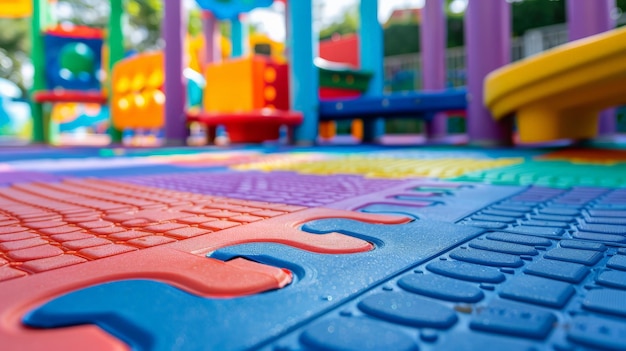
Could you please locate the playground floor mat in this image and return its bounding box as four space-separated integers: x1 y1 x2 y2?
1 144 626 350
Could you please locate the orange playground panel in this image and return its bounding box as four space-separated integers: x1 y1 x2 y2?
111 52 165 129
203 55 290 113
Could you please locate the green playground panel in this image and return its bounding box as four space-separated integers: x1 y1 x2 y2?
319 67 373 92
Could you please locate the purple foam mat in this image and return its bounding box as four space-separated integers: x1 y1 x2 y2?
116 171 408 207
0 171 62 186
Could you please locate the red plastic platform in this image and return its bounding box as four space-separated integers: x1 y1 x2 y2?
33 91 108 104
187 109 303 143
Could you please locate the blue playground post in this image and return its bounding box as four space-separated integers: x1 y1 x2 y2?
289 0 318 144
231 14 246 58
359 0 385 142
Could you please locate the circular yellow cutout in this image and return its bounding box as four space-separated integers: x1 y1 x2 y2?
264 67 277 83
264 86 277 101
131 74 146 91
147 70 164 88
115 77 130 94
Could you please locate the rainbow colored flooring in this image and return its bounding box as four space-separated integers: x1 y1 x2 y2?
1 144 626 350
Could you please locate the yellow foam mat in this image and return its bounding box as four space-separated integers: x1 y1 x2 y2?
233 156 523 179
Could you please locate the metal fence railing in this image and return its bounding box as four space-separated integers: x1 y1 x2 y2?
383 23 572 92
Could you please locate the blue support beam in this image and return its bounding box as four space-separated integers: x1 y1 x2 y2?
319 89 467 121
359 0 385 142
231 15 245 58
288 0 318 144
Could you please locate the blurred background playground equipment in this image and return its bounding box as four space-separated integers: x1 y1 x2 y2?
24 0 122 145
1 0 626 146
3 4 626 350
32 24 111 145
0 77 31 144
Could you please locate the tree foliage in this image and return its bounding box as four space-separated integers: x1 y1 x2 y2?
383 23 419 56
512 0 626 36
447 16 464 47
0 18 30 93
319 5 358 41
0 0 165 94
57 0 163 51
511 0 566 36
383 15 463 57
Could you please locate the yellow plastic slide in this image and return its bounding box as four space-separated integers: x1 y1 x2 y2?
484 26 626 143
